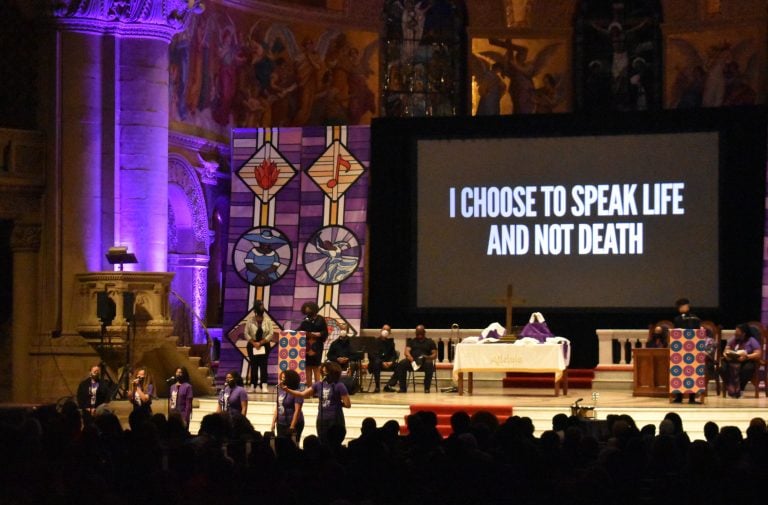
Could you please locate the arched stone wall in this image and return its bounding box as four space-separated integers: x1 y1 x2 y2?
168 154 210 344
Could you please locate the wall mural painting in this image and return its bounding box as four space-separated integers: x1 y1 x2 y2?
471 37 569 115
169 4 379 139
666 28 763 109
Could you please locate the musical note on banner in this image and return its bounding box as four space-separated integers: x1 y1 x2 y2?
327 154 351 189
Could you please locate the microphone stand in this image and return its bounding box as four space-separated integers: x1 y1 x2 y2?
318 373 324 443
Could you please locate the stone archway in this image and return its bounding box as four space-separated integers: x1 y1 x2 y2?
168 154 210 345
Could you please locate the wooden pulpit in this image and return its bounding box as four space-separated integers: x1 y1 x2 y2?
632 348 669 397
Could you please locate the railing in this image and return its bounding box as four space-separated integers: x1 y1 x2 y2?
169 289 213 368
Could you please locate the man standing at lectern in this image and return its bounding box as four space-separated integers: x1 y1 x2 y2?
672 297 701 403
673 297 700 330
384 325 437 393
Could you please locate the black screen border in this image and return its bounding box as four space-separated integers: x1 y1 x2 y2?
369 108 766 366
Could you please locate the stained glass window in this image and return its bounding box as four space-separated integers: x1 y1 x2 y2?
381 0 467 117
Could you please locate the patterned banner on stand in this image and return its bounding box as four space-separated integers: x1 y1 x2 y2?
277 330 307 385
669 328 707 395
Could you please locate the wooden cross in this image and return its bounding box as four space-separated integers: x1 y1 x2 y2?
495 283 526 336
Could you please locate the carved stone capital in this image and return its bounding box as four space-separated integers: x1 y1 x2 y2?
50 0 203 42
10 223 41 252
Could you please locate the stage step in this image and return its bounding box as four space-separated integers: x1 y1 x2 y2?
503 369 594 389
592 365 633 390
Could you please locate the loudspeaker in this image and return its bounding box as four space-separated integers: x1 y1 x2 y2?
96 291 115 325
123 292 135 321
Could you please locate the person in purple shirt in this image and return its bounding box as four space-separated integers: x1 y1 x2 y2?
722 323 763 398
129 366 154 416
280 361 350 444
169 366 194 427
218 370 249 416
271 369 304 443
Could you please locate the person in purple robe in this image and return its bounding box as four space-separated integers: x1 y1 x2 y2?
169 366 193 427
218 370 248 416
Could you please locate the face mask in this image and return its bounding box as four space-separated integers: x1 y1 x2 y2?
91 373 99 380
176 375 182 382
381 330 389 337
227 379 236 388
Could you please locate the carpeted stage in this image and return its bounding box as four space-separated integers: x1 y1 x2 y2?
188 384 768 443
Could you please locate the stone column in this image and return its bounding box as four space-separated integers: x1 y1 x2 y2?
11 223 41 402
49 0 202 335
117 36 170 272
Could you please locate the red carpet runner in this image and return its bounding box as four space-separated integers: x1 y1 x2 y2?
402 403 514 437
503 368 594 389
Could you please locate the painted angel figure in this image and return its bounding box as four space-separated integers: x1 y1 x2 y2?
533 73 565 113
346 41 379 123
669 38 757 109
484 39 562 114
470 54 506 115
262 25 347 124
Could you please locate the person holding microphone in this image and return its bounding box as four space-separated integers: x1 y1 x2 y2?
129 366 154 416
271 369 304 443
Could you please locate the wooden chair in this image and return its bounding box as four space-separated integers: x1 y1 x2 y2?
699 320 722 396
408 360 439 393
721 321 765 398
364 350 400 392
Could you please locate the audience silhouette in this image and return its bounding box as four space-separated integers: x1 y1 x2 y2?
1 401 766 505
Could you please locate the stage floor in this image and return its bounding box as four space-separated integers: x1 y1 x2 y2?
189 384 768 443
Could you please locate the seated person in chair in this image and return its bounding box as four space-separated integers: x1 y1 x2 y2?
647 326 668 348
369 324 398 393
384 324 437 393
722 323 762 398
327 322 353 371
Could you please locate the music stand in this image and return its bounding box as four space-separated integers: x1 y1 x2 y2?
103 247 138 399
112 292 135 400
96 289 117 388
105 246 138 271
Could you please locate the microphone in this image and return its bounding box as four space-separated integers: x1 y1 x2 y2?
165 376 177 385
